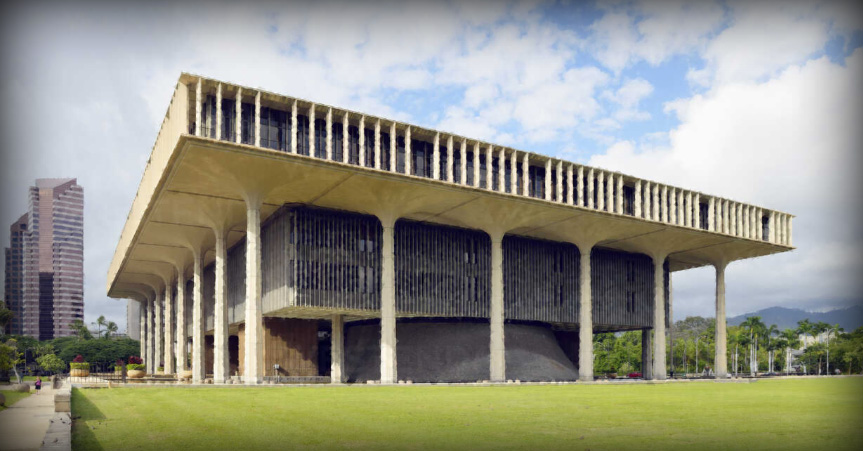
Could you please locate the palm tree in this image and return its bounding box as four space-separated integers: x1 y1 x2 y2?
796 319 813 374
781 328 801 374
741 316 765 375
765 324 778 373
825 323 843 376
105 321 118 339
92 315 107 338
813 322 829 374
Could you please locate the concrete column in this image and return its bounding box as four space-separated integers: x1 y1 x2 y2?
751 206 758 239
344 113 350 164
708 197 715 231
235 88 242 144
669 188 676 224
309 105 316 157
714 262 728 378
461 140 468 185
244 198 263 384
374 120 381 169
729 202 736 235
155 292 163 371
145 297 153 373
779 214 786 244
195 78 202 136
472 142 479 187
447 136 454 182
326 108 333 160
489 232 505 382
742 206 749 239
215 83 222 140
685 192 692 227
175 270 187 373
544 159 552 200
254 92 261 147
641 329 653 379
756 208 763 240
509 151 517 194
487 145 494 190
192 249 205 383
661 186 669 223
432 133 440 180
787 216 793 246
521 153 529 195
566 164 574 205
587 169 595 209
498 148 506 192
390 123 397 171
644 182 651 219
380 219 397 384
652 184 659 220
634 180 642 217
576 166 584 206
652 256 667 380
331 314 344 384
578 245 594 381
678 190 685 225
213 228 229 384
596 171 605 211
616 175 623 214
723 200 730 234
358 115 364 165
405 127 412 175
694 194 701 228
164 281 174 374
290 100 297 154
606 173 614 212
139 301 145 360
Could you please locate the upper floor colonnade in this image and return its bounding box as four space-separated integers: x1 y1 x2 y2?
109 74 795 384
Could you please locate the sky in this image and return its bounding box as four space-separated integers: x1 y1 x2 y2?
1 0 861 333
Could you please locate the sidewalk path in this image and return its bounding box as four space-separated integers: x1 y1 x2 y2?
0 386 56 451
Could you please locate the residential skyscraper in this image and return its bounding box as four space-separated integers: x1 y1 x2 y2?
4 178 84 339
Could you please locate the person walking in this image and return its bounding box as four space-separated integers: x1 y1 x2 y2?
34 376 42 395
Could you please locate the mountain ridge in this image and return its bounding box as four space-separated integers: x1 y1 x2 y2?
726 305 863 331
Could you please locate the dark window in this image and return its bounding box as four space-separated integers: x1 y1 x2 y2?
260 107 288 151
438 145 448 181
466 151 475 186
411 139 433 178
762 215 770 241
201 95 217 138
479 153 487 188
296 115 310 155
314 119 327 158
364 128 375 167
380 132 391 170
396 137 406 173
528 166 545 199
240 102 255 145
453 150 462 184
699 203 709 230
623 185 635 215
504 159 512 193
221 98 236 142
332 122 344 161
348 126 360 165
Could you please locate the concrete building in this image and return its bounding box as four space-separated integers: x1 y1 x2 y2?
5 178 85 340
108 74 793 384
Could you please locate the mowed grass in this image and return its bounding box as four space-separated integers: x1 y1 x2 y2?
0 390 31 411
72 378 863 450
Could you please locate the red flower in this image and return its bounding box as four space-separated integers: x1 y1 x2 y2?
73 354 85 363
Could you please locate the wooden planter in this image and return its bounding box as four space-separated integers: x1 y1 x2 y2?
70 368 90 377
127 369 146 379
180 370 193 380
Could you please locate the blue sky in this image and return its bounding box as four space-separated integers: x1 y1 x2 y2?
1 0 862 331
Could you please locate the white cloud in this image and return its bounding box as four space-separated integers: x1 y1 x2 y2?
603 77 653 122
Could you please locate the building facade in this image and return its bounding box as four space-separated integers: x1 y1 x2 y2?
5 178 85 340
109 74 793 384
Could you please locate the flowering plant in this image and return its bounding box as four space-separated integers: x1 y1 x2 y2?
72 354 85 363
128 356 143 365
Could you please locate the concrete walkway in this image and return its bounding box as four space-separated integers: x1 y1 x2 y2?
0 386 55 451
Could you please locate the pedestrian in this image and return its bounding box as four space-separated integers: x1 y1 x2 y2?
35 376 42 395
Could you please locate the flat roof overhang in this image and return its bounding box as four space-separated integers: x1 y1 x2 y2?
108 135 793 308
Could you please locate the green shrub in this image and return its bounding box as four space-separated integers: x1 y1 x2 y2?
126 363 145 371
70 362 89 370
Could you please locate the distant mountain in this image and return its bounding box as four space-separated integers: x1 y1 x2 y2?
727 306 863 331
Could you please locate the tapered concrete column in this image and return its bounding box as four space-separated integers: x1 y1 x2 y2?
742 205 749 238
326 108 333 160
736 204 743 237
235 88 242 144
244 197 263 384
309 105 316 157
472 142 479 187
175 270 187 373
461 140 468 185
498 149 506 191
787 217 793 246
644 181 651 219
652 256 667 380
729 202 736 235
756 208 763 240
723 200 730 234
751 206 758 238
616 175 623 214
652 184 659 220
213 227 229 383
192 249 205 383
685 192 692 227
146 297 154 373
357 115 364 165
708 197 715 231
641 329 653 379
380 218 397 384
606 173 614 212
544 159 552 200
331 314 345 384
389 123 396 170
489 232 505 382
678 190 685 225
446 136 454 182
634 181 642 217
521 153 529 195
596 171 605 210
405 127 412 175
432 133 440 180
195 79 202 136
694 194 701 228
344 114 350 164
163 281 174 374
576 166 584 206
290 100 298 154
661 186 669 223
587 169 595 209
714 262 728 378
509 151 517 194
487 146 494 190
138 300 145 359
669 188 676 224
374 119 381 169
215 83 222 140
154 291 163 371
566 164 574 205
578 245 594 381
254 92 261 147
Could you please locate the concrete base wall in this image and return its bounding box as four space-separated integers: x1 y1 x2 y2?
345 319 578 383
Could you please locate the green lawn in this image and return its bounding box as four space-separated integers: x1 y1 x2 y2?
71 378 863 450
0 390 31 411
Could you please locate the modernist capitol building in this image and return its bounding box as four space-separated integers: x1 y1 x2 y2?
109 74 793 384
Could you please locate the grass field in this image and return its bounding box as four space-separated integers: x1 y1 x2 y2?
0 391 31 411
71 378 863 450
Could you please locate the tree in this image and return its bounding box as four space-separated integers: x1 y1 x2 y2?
740 316 765 375
0 300 13 336
36 353 66 374
764 324 778 373
797 319 814 374
105 321 118 339
781 328 801 374
92 315 107 338
70 319 92 341
1 338 25 383
813 322 829 374
825 324 843 375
